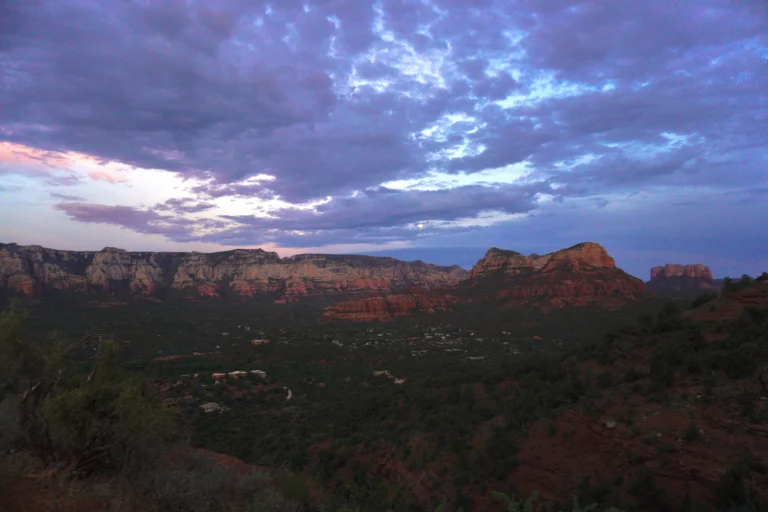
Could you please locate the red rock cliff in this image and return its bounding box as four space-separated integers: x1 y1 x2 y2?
650 264 713 281
323 242 645 321
647 263 718 298
322 288 459 322
0 243 467 299
467 242 645 307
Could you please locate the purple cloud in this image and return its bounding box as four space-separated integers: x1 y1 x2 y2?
0 0 765 271
226 183 544 231
50 192 85 201
54 203 193 237
154 197 216 214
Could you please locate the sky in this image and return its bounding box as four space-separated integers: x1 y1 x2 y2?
0 0 766 279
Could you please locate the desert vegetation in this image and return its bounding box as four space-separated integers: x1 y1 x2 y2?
2 276 768 511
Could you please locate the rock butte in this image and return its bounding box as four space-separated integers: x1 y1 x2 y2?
0 243 467 300
646 263 719 298
324 242 646 321
650 264 713 281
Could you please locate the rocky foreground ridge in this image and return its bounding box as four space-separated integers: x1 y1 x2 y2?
323 242 646 321
646 263 719 298
0 243 467 300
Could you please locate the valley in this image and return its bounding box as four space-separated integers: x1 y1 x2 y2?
2 242 767 512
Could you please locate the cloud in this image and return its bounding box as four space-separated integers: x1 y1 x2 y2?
0 0 765 264
50 181 543 247
88 168 127 184
519 0 767 84
50 192 85 201
154 197 216 214
224 183 544 231
0 165 81 187
54 203 194 237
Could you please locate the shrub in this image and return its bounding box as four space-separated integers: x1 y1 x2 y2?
684 422 701 442
596 372 613 389
1 304 173 473
714 460 754 511
249 489 301 512
491 490 538 512
629 467 668 511
684 355 703 375
130 451 276 512
691 292 717 309
276 473 310 505
719 342 760 379
623 367 643 383
574 475 611 507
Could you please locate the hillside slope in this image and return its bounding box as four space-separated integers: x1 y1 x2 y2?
250 280 768 511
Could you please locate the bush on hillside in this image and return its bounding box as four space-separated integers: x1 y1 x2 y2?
0 302 172 473
722 274 761 294
127 451 301 512
691 292 717 309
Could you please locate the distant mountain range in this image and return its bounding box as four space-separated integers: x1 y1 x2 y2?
0 242 467 300
3 241 736 321
324 242 646 321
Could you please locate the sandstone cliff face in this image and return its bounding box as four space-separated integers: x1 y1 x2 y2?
647 263 718 298
0 243 467 300
323 288 459 322
467 242 645 306
650 264 713 281
322 242 645 322
467 248 538 278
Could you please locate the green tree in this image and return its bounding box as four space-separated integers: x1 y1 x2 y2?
0 303 172 473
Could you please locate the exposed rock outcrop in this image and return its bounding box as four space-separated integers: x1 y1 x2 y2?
322 242 645 321
647 263 718 298
467 248 538 278
466 242 645 307
650 264 713 281
323 288 459 322
0 243 467 300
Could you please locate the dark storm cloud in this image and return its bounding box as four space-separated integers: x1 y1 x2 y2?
49 181 543 247
197 225 473 249
186 182 544 246
518 0 767 83
223 183 545 232
551 146 704 190
1 0 766 256
54 203 194 237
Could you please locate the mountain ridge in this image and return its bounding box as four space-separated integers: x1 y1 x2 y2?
0 242 468 300
324 242 646 321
